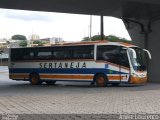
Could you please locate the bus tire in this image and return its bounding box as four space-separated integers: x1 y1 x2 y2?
95 74 107 87
30 73 42 85
46 81 56 85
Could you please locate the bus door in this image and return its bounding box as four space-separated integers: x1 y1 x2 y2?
119 47 130 83
97 45 122 83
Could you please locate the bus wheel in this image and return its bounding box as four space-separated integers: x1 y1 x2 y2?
30 73 42 85
95 74 107 87
46 81 56 85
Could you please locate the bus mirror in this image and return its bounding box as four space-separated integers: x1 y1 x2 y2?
143 49 151 59
128 48 137 59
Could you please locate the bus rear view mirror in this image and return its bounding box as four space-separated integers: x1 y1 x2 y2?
143 49 151 59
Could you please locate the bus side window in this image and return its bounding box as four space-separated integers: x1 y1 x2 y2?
11 48 33 61
53 47 72 60
73 45 94 59
11 49 23 61
97 45 121 65
120 49 130 68
53 51 64 59
23 52 34 60
37 52 52 60
35 47 53 60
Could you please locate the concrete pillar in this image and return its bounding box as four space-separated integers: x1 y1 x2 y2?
100 15 104 40
124 20 160 83
147 20 160 83
126 22 145 48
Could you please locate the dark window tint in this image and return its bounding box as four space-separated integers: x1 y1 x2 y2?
24 51 34 60
35 47 52 60
97 45 130 67
11 48 35 61
97 45 121 65
53 47 72 60
119 48 130 67
11 48 22 61
73 45 94 59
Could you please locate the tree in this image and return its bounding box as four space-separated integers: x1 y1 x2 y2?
82 37 90 41
92 35 106 41
38 42 44 46
33 40 44 46
105 35 120 42
106 35 131 43
12 34 27 40
82 34 131 43
33 40 41 44
19 40 27 47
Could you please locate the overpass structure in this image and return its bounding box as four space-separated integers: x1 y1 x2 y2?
0 0 160 82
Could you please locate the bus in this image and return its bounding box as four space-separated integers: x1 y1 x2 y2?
8 41 151 87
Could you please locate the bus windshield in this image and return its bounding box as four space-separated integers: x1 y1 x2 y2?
129 47 147 71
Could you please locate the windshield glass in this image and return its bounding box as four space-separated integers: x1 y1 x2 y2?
128 47 147 71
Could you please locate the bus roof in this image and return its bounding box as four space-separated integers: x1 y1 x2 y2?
54 40 136 48
11 40 136 49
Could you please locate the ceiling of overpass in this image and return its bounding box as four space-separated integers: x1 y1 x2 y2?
0 0 160 21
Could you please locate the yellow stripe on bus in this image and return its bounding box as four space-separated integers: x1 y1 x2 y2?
9 74 29 79
108 76 126 80
40 74 94 80
10 73 124 81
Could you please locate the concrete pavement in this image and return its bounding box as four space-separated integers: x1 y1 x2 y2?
0 67 160 119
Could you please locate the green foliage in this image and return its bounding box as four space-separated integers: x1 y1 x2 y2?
82 37 90 41
38 42 44 46
91 35 105 41
105 35 130 43
105 35 120 41
19 40 27 47
82 35 131 43
33 40 41 44
12 34 27 40
33 40 44 46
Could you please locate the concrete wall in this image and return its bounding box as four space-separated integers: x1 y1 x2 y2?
126 22 145 49
147 20 160 83
124 20 160 82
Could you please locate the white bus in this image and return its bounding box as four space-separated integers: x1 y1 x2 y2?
9 41 151 87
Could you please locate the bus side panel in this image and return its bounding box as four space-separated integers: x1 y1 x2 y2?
9 61 130 83
97 61 130 83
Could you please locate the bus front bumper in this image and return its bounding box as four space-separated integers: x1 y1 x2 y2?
130 75 147 84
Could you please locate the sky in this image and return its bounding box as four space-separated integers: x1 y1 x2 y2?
0 8 131 41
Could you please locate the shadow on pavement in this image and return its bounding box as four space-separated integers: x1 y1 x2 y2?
0 80 160 96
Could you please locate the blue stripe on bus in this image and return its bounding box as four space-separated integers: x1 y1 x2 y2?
9 68 128 74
